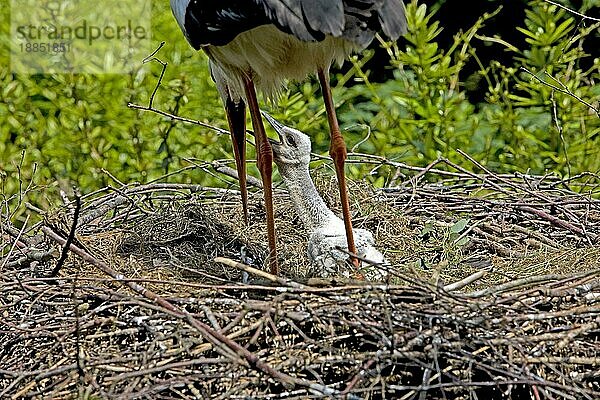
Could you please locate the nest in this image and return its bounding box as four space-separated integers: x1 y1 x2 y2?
1 162 600 399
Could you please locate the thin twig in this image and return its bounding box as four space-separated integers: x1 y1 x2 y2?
50 189 82 277
520 66 599 116
214 257 309 289
543 0 600 22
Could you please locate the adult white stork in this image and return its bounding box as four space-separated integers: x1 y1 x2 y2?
169 0 407 275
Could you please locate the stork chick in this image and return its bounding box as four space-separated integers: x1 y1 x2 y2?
262 112 387 280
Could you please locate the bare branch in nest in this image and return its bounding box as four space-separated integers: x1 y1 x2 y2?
50 188 82 277
1 215 29 270
214 257 308 289
443 268 490 292
211 164 263 188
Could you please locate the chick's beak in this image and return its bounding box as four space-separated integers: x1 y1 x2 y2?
260 111 285 145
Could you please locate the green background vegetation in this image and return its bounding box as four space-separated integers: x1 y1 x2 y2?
1 0 599 220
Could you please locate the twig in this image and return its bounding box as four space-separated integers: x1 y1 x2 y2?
214 257 309 289
443 268 490 292
127 102 230 135
50 189 82 277
212 164 263 188
466 268 600 298
520 66 599 116
341 358 376 396
128 42 230 136
518 205 596 243
142 41 166 109
0 215 29 270
543 0 600 22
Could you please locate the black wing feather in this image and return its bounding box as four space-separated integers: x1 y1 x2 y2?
302 0 344 36
257 0 406 42
184 0 270 49
254 0 344 40
379 0 408 39
182 0 406 48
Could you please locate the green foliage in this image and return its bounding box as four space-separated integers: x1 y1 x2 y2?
1 0 599 221
1 1 230 218
318 0 600 179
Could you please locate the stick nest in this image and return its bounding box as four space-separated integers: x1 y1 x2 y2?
2 163 600 399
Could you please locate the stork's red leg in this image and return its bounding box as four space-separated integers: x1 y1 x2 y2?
225 95 249 224
243 77 279 275
317 67 359 269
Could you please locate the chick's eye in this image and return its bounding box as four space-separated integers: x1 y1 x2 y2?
286 135 296 147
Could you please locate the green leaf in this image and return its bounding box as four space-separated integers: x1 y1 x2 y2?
450 219 470 234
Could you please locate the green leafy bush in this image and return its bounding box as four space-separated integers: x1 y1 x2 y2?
1 0 599 221
325 0 600 178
